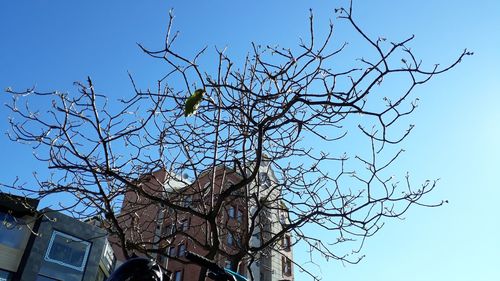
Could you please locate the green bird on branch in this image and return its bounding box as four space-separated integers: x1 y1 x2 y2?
184 89 205 117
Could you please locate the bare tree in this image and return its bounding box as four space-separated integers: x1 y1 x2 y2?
3 3 470 281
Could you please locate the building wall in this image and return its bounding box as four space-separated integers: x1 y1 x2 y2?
0 213 35 276
248 163 294 281
113 165 294 281
19 209 108 281
112 169 182 261
0 193 40 279
161 167 246 280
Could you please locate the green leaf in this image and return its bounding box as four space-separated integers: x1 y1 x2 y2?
184 89 205 117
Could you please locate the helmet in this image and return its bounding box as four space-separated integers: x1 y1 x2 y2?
106 257 169 281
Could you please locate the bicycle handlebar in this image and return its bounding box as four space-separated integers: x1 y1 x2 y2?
185 251 247 281
185 251 226 277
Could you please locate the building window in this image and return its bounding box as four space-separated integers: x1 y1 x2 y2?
0 269 13 281
168 246 176 257
279 212 286 224
283 235 291 251
202 182 211 197
158 251 167 266
228 206 235 219
183 196 192 207
227 232 241 248
236 209 243 223
164 223 178 235
259 172 271 188
0 212 26 249
224 260 232 269
173 270 183 281
228 206 243 223
44 230 91 271
180 218 190 232
177 243 186 257
282 256 292 276
102 240 116 273
164 224 173 236
252 232 261 242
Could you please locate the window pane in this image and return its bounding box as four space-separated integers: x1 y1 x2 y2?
0 269 12 281
180 219 189 231
283 235 291 251
174 270 182 281
168 246 176 257
279 213 286 224
178 244 186 257
237 209 243 223
0 213 26 248
282 256 292 275
183 196 192 207
259 173 270 188
164 224 173 235
45 231 91 271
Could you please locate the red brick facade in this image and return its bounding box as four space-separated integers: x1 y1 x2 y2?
112 166 294 281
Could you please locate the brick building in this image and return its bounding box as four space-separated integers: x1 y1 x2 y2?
113 163 294 281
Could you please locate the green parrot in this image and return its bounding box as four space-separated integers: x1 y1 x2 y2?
184 89 205 117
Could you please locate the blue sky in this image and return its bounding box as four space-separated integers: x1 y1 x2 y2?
1 1 499 280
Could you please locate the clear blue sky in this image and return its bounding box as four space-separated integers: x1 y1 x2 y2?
1 1 499 280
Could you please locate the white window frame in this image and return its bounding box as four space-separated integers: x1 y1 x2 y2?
102 240 115 272
44 230 91 272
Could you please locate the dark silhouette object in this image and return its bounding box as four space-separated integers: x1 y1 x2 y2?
185 251 246 281
106 257 170 281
